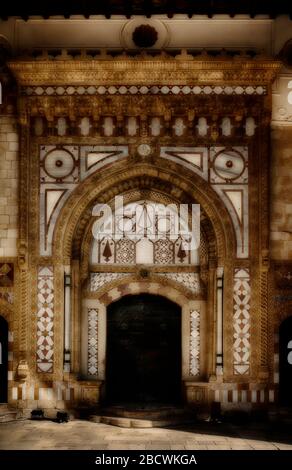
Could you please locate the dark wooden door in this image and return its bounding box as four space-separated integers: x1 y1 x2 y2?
106 294 181 405
0 316 8 403
279 316 292 406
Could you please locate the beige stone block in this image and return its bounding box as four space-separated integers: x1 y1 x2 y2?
0 170 8 178
0 215 9 224
270 232 283 241
271 247 281 260
1 238 16 248
37 400 55 409
0 181 10 189
0 143 9 153
1 125 14 133
56 400 66 409
1 161 12 170
8 142 19 151
10 161 18 170
7 170 18 179
0 116 15 125
5 151 17 161
0 229 7 237
3 247 17 256
286 214 292 229
0 247 4 256
24 400 38 409
4 205 17 215
6 197 18 205
9 180 18 189
9 215 18 225
7 132 19 142
7 228 18 238
275 167 292 176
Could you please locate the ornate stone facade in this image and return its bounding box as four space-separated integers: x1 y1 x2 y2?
0 38 290 414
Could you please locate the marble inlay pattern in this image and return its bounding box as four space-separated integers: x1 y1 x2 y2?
23 84 267 97
87 308 98 376
189 309 200 376
36 266 54 373
90 273 130 291
233 268 251 375
157 272 201 294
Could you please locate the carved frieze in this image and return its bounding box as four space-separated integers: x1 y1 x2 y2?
8 55 281 87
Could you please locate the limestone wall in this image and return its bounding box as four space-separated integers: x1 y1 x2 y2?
0 115 18 258
270 126 292 260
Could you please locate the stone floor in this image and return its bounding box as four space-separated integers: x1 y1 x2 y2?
0 419 292 450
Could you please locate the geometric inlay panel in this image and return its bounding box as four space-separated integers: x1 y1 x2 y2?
36 266 54 373
39 145 128 256
87 308 98 376
160 146 249 258
40 146 79 184
210 146 248 259
160 147 208 181
210 148 248 184
90 272 130 291
157 273 201 295
189 309 200 376
24 84 267 97
233 268 251 375
80 146 128 180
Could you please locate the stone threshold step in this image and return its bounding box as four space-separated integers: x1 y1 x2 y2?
89 415 194 428
0 411 19 423
96 406 193 420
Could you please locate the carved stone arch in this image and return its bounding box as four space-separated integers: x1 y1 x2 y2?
101 280 191 308
53 160 236 264
86 273 205 303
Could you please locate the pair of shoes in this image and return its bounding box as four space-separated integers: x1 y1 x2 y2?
56 411 69 423
31 409 44 419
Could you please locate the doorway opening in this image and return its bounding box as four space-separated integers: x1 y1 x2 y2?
0 316 8 403
279 316 292 406
106 294 182 406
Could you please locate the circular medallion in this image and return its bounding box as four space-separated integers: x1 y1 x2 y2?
213 149 245 181
43 149 75 180
132 24 158 48
121 19 169 49
137 144 151 157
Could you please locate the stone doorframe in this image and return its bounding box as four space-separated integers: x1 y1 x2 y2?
81 279 207 405
0 300 14 404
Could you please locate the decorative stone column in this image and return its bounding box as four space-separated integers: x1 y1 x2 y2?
64 266 71 372
216 267 224 376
